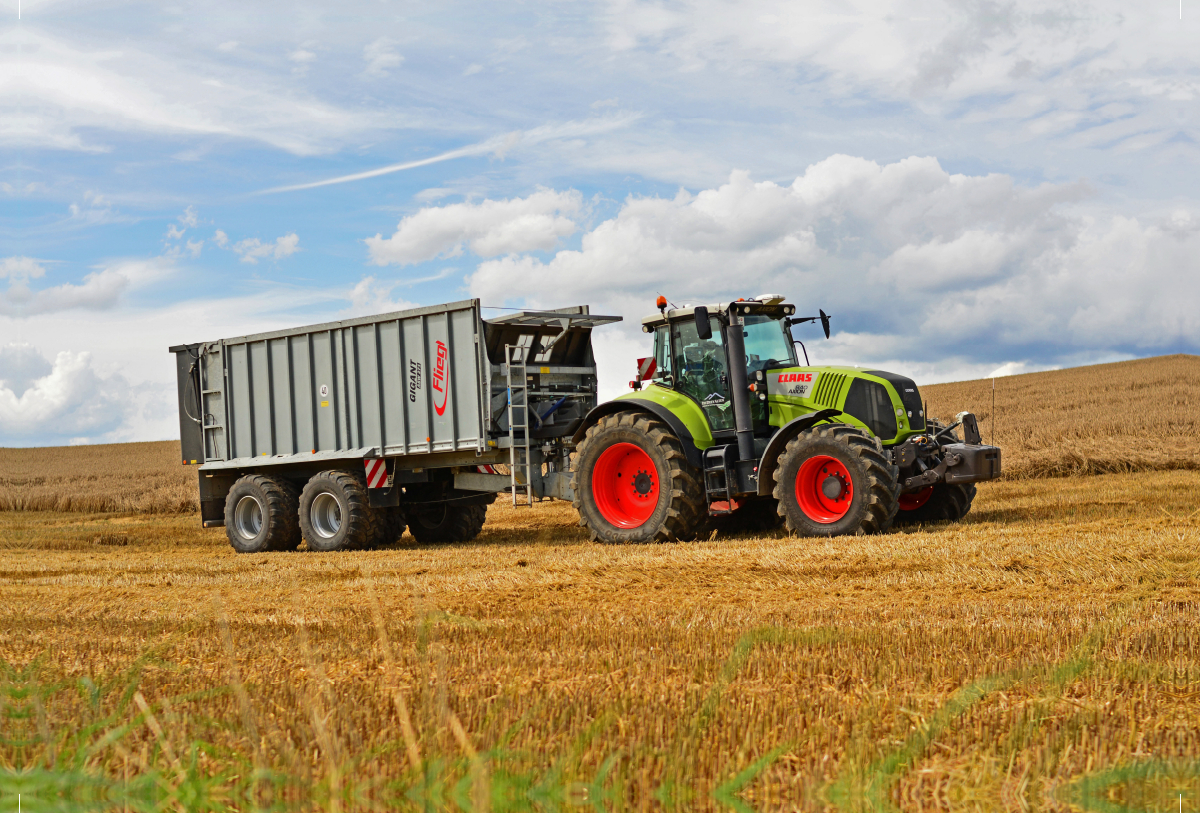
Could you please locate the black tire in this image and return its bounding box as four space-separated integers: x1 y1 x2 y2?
298 470 378 552
224 475 301 553
572 412 705 544
371 507 408 546
408 501 487 544
773 424 900 537
893 483 977 525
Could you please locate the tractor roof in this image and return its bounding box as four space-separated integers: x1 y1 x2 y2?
640 294 794 331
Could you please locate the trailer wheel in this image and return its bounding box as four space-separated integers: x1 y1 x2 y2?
224 475 301 553
371 507 408 547
893 483 977 526
572 411 705 544
773 424 900 537
408 502 487 544
299 470 378 552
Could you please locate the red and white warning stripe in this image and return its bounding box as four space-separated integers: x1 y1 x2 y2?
364 458 389 489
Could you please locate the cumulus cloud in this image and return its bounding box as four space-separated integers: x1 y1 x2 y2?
341 276 420 318
1 256 48 282
362 38 404 76
606 0 1198 150
0 256 172 316
465 155 1199 380
232 233 301 263
0 346 134 444
365 189 584 266
0 343 53 395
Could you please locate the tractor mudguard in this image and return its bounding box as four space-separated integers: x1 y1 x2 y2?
573 398 707 470
755 408 844 496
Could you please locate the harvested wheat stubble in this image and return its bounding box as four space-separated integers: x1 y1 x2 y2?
0 440 194 513
921 353 1200 479
1 472 1198 809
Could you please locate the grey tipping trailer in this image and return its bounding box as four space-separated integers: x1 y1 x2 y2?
171 298 620 552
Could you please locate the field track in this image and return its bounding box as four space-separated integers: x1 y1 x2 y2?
3 470 1198 809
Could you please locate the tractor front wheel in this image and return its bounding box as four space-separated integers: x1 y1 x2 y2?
773 425 900 537
573 412 705 543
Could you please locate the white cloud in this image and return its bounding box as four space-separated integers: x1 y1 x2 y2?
165 224 186 240
463 63 483 76
1 28 383 155
0 256 48 281
0 343 52 395
213 229 229 248
232 232 301 263
362 38 404 77
341 276 420 318
0 256 172 316
365 188 583 266
217 40 238 52
185 239 204 258
0 347 134 444
179 205 198 227
414 187 454 202
289 48 316 64
259 114 641 193
604 0 1198 152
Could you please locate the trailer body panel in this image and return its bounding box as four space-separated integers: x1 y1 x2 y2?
172 299 490 469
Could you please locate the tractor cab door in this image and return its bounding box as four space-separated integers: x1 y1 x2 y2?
655 316 735 431
739 314 797 430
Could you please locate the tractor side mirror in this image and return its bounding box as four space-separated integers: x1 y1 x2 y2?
693 306 711 340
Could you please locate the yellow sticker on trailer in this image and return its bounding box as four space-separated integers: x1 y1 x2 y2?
540 366 550 373
321 400 329 407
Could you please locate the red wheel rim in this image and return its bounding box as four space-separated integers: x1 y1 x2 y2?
591 442 660 528
898 486 934 511
795 455 854 523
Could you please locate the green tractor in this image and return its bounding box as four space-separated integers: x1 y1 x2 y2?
570 294 1002 542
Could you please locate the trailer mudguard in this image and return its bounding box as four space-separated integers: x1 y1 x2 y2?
755 408 844 496
572 395 709 470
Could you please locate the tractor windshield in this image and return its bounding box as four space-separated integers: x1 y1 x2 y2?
742 315 796 374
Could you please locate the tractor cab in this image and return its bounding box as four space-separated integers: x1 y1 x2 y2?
639 294 798 442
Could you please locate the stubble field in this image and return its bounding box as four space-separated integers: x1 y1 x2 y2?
1 356 1198 811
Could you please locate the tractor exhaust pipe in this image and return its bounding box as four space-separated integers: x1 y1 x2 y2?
725 310 756 463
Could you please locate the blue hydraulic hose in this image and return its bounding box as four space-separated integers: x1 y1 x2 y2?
538 396 569 422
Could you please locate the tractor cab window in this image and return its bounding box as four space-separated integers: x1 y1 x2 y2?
652 325 672 381
671 316 734 431
742 315 796 375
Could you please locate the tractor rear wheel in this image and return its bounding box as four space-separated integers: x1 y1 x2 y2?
573 412 705 544
893 483 977 525
773 424 900 537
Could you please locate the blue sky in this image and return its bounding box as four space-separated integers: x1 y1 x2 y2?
1 0 1198 445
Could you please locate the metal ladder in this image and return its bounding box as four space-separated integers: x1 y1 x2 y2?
197 347 225 461
505 344 534 506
